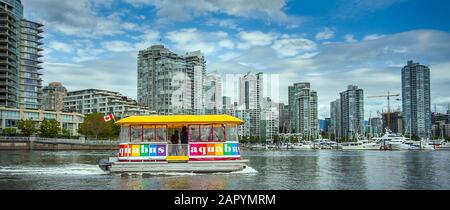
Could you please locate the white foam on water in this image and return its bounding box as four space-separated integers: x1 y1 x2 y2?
124 172 199 176
122 167 258 177
212 166 258 175
0 164 107 176
230 166 258 174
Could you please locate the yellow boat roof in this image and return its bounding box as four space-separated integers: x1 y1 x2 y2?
116 115 245 126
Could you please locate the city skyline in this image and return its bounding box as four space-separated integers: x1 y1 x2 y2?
20 0 450 118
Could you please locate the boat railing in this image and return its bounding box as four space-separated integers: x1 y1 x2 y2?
167 144 189 157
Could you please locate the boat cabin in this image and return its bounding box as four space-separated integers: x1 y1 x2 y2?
115 115 244 162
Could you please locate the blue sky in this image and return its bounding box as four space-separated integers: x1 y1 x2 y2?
22 0 450 118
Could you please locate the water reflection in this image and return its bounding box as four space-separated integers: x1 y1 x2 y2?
318 151 368 190
1 150 450 190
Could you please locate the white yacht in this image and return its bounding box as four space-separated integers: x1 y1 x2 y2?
407 141 435 150
290 142 312 150
377 131 434 150
440 141 450 149
341 140 381 150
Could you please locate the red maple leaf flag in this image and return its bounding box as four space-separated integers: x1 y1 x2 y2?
104 113 115 122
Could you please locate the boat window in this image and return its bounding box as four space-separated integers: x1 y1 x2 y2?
189 125 200 142
156 125 167 142
131 126 143 142
213 124 225 142
143 125 155 142
120 126 129 143
226 125 238 142
200 125 212 142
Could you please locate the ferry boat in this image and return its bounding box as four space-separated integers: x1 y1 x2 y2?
98 115 249 173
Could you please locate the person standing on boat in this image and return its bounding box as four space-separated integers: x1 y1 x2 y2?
171 130 180 155
180 126 188 156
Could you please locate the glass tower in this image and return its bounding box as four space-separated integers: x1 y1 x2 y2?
19 19 43 109
402 60 431 139
0 0 23 107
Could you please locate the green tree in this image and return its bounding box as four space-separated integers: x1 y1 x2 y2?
39 119 61 138
18 119 37 136
330 133 336 141
79 113 118 140
2 128 17 136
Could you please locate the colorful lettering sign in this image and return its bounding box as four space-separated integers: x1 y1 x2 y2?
131 145 141 157
189 143 240 157
119 144 131 157
118 144 167 159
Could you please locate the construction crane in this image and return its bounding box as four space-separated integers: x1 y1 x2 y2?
367 91 400 130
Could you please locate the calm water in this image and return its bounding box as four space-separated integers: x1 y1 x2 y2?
1 149 450 190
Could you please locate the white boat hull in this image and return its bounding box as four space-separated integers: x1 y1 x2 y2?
341 144 381 150
389 143 412 150
290 145 312 150
104 159 249 173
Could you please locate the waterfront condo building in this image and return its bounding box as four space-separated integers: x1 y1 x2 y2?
137 45 205 115
0 0 43 109
42 82 67 112
260 98 280 142
401 60 431 139
0 106 84 135
203 72 222 114
288 82 319 139
19 19 43 109
239 72 263 136
330 99 342 140
340 85 364 140
63 89 152 118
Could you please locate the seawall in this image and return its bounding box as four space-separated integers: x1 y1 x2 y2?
0 137 118 151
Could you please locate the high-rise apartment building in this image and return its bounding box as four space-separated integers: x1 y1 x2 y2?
340 85 364 140
330 99 341 140
288 82 319 138
42 82 67 111
137 45 205 115
204 72 222 114
0 0 22 108
239 72 263 135
402 60 431 138
19 19 43 109
0 0 43 109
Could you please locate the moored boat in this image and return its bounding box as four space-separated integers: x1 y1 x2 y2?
341 140 381 150
290 142 312 150
98 115 249 173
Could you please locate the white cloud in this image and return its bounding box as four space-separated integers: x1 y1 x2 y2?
102 41 136 52
238 31 278 49
22 0 134 37
272 38 317 57
344 34 357 43
315 27 335 40
134 30 161 50
363 34 386 41
166 28 232 55
48 41 74 53
123 0 292 23
219 40 235 49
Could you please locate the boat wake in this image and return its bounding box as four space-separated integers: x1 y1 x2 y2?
120 166 259 177
0 164 107 176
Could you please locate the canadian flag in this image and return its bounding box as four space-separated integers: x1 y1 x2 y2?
104 113 115 122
